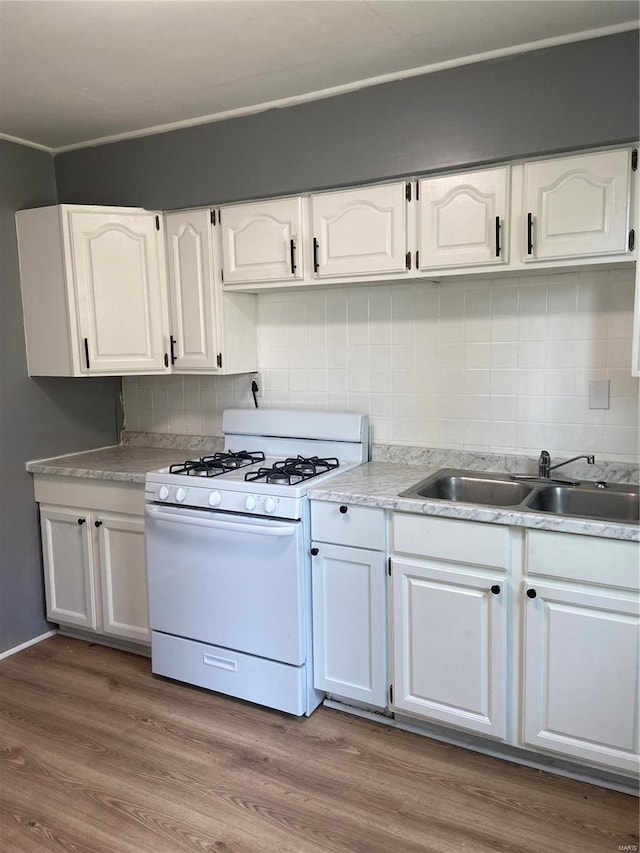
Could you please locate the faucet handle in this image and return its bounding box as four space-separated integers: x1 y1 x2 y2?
538 450 550 462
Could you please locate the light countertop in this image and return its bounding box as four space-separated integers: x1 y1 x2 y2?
309 461 640 542
26 444 639 541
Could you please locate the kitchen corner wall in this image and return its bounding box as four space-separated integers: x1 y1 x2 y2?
123 267 639 463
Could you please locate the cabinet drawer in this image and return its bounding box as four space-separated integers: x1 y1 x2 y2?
311 502 385 550
392 513 509 569
526 530 640 590
151 632 306 716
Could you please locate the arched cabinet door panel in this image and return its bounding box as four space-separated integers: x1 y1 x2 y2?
165 210 218 370
523 149 632 261
220 197 303 284
70 210 168 373
418 167 509 269
311 183 408 278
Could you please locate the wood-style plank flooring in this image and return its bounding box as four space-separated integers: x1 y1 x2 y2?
0 636 637 852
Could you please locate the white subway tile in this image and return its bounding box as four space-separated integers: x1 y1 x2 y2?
491 369 518 396
439 343 465 369
464 343 491 369
349 370 370 392
327 346 348 369
491 342 518 369
491 396 517 421
517 369 546 396
349 345 370 369
460 369 490 395
603 426 638 457
328 370 349 392
491 288 518 316
605 397 640 428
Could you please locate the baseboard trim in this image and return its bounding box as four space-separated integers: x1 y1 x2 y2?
0 629 58 661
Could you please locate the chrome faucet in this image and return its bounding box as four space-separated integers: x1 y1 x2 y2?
512 451 595 486
539 450 595 479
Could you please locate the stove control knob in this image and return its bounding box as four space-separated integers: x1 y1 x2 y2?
175 487 187 503
264 497 277 514
208 490 222 507
158 485 170 501
245 495 257 511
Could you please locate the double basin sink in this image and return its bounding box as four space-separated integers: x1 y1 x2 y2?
399 469 640 525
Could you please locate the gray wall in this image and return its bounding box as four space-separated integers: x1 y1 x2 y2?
0 139 122 654
55 32 639 209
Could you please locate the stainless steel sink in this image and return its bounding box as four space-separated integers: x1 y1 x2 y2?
525 483 640 523
398 468 640 524
399 470 534 507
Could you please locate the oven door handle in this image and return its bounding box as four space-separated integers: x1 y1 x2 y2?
145 504 297 536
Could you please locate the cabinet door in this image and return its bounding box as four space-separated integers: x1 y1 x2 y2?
524 148 631 261
523 581 639 774
165 209 219 371
220 197 303 284
69 210 169 373
40 506 98 630
418 167 508 269
312 543 387 708
96 512 150 644
392 560 507 739
311 183 408 278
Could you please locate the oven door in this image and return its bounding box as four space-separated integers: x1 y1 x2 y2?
145 503 306 665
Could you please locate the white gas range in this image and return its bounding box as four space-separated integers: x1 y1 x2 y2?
144 408 369 716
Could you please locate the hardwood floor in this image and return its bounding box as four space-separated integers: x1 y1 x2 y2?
0 637 637 853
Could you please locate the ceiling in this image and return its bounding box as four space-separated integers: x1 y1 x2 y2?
0 1 638 153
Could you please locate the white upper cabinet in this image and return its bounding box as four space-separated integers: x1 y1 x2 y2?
166 208 258 375
17 205 170 376
165 209 219 371
219 196 303 284
311 182 409 278
418 167 509 269
523 148 632 262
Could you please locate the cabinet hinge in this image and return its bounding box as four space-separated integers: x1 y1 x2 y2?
415 180 419 201
405 182 412 202
629 229 635 252
216 353 223 368
405 251 412 271
632 148 638 171
389 684 393 704
155 215 160 231
210 209 216 226
387 557 392 576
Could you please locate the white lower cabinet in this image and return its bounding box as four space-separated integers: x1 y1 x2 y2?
35 477 149 647
523 580 639 774
310 502 387 709
391 559 507 739
522 529 640 775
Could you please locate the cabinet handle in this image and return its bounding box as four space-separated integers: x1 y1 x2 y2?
94 520 103 527
313 238 319 273
170 335 177 365
527 212 533 255
310 547 319 556
77 518 86 525
495 216 501 257
339 505 348 514
490 584 501 595
83 337 90 370
289 239 297 275
526 588 537 599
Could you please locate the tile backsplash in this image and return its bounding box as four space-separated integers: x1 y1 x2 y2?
123 269 639 462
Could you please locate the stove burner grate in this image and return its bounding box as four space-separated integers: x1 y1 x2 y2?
245 455 339 485
169 450 265 477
